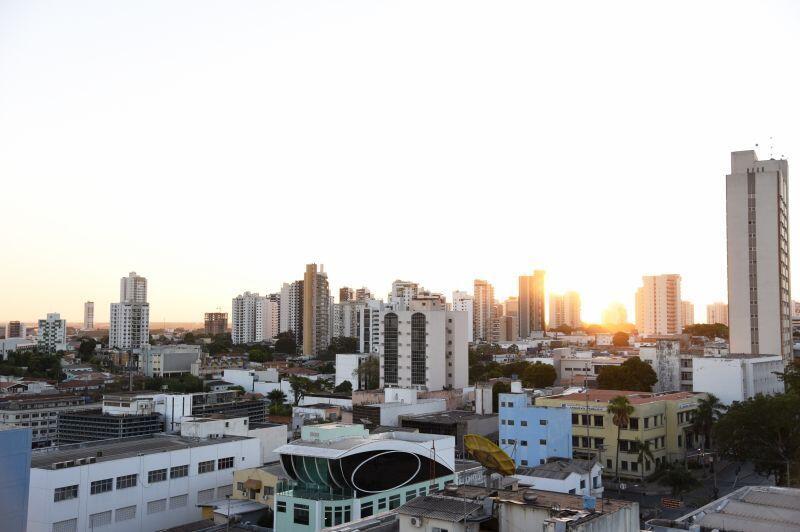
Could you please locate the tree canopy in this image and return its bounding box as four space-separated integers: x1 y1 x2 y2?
612 331 629 347
714 392 800 486
522 362 557 388
597 357 657 392
683 323 729 339
274 332 297 355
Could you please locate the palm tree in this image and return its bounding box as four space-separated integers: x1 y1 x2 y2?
634 438 654 480
608 395 634 481
266 389 287 407
691 394 726 450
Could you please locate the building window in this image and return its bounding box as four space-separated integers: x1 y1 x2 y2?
148 468 167 483
218 457 234 470
419 487 427 496
537 419 545 426
90 478 113 495
116 474 137 490
621 461 628 471
644 417 650 429
571 413 579 425
501 419 506 425
389 494 401 509
539 439 547 445
52 518 78 532
508 419 515 426
294 504 310 525
411 313 427 385
170 494 188 509
406 490 417 501
572 435 579 447
378 498 387 510
54 484 79 502
198 460 215 474
383 313 399 384
628 418 639 430
89 511 112 528
217 485 233 498
432 528 450 532
147 499 167 514
508 439 516 445
115 506 136 522
277 501 286 513
197 488 215 504
324 507 333 527
521 440 528 446
361 501 373 518
594 415 604 427
170 464 189 478
521 460 528 466
580 479 586 489
606 459 612 468
631 462 639 472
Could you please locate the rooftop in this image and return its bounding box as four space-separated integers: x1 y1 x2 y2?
276 430 453 459
516 458 597 480
30 433 250 469
550 389 702 405
656 485 800 532
396 495 483 523
399 410 497 424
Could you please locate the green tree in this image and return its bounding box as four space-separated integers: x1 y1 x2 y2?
353 356 379 390
691 394 726 450
608 395 634 481
597 358 657 392
778 361 800 395
612 331 629 347
714 392 800 486
522 362 557 388
183 332 195 344
334 380 353 394
658 464 699 496
634 438 655 480
326 337 358 357
275 332 297 355
683 323 729 339
77 338 97 359
288 375 313 405
501 361 532 379
492 381 511 412
266 389 287 407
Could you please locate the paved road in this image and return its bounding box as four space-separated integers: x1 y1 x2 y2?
606 461 775 523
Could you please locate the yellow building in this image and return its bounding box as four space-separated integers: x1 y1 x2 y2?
232 462 287 509
536 389 706 480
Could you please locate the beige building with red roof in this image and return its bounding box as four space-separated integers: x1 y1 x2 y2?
536 389 706 479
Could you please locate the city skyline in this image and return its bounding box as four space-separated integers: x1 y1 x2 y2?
2 1 800 324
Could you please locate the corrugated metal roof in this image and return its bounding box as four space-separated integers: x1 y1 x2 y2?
396 496 483 522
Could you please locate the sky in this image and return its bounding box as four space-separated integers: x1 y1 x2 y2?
2 0 800 325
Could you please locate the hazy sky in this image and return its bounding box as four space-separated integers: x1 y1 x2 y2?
2 0 800 324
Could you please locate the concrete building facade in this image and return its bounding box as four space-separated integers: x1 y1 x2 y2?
518 270 545 338
83 301 94 331
37 312 67 353
726 150 792 363
110 272 150 350
452 290 474 342
378 306 468 391
706 302 729 326
473 280 494 342
635 274 682 336
498 392 572 468
549 291 581 329
303 263 331 356
692 354 784 404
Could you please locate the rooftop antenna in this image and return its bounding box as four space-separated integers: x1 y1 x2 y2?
769 136 774 159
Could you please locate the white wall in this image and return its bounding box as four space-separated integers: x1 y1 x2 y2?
693 356 784 404
27 437 260 532
379 399 446 426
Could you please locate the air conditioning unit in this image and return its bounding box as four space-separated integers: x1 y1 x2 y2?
409 517 422 528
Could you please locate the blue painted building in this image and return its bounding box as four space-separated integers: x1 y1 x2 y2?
0 425 31 532
498 392 572 468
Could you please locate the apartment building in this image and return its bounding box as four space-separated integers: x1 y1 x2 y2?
681 301 695 327
519 270 546 338
473 279 494 342
303 263 331 356
452 290 474 341
110 272 150 350
83 301 94 331
378 304 468 391
137 344 202 377
536 389 706 479
37 312 67 353
498 392 572 468
706 302 728 326
635 274 682 335
27 434 260 532
692 354 784 405
726 150 792 363
549 291 581 329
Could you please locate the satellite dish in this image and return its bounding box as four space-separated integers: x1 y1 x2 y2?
464 434 516 476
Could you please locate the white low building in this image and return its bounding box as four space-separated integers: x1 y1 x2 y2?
27 433 261 532
180 415 287 464
513 458 603 497
335 353 372 390
137 344 202 377
692 354 784 404
0 338 36 360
